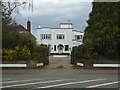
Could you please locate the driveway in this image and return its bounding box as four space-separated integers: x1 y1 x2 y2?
46 55 72 69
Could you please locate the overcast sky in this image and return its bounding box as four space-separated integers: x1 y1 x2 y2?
12 1 92 37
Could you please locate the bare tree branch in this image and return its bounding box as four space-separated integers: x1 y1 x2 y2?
1 0 33 25
2 1 33 16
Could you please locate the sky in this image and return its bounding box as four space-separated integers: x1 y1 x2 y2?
12 0 93 38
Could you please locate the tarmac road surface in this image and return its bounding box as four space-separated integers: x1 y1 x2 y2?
1 55 119 89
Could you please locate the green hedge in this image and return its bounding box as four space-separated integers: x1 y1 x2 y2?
31 44 49 65
72 44 119 61
2 44 49 65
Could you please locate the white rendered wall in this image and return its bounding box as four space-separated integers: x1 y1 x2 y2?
60 24 72 29
37 24 84 54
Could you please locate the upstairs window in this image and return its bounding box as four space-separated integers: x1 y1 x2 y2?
46 34 51 39
75 35 82 40
41 34 51 39
57 34 65 39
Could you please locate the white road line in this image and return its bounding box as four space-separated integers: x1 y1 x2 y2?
35 79 106 89
86 81 120 88
1 79 71 88
1 79 43 84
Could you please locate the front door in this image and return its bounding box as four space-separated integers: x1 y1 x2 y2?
57 44 64 53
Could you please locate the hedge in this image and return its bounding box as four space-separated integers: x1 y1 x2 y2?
2 45 49 65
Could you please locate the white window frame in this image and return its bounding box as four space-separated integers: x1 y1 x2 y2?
41 34 51 39
57 34 65 39
75 35 82 40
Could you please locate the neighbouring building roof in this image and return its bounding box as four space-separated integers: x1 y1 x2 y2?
8 25 27 31
8 25 36 40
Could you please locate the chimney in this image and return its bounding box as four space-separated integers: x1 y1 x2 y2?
27 20 31 33
38 24 41 28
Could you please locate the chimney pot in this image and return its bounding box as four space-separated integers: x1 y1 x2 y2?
38 24 41 28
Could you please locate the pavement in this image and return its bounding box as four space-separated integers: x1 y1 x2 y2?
1 55 120 89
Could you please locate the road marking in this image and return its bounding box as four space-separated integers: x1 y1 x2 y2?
1 79 71 88
86 81 120 88
35 79 106 89
1 79 43 84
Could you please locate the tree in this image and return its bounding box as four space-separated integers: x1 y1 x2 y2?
1 0 33 28
2 30 20 49
2 0 34 49
73 2 120 60
84 2 120 59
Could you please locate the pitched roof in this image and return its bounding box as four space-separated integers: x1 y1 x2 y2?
9 25 27 31
8 25 36 40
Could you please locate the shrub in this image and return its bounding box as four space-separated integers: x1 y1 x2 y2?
72 45 92 60
2 45 31 60
2 49 15 60
14 45 31 60
2 30 20 49
2 30 36 52
33 44 49 65
105 48 119 60
2 44 49 65
30 53 44 61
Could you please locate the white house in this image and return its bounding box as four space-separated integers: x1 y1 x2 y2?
37 22 84 55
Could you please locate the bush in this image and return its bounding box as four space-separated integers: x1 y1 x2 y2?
33 44 49 65
2 30 36 53
2 49 15 60
14 45 31 60
72 44 92 60
105 48 119 60
2 30 20 49
30 53 44 61
2 45 31 60
2 44 49 65
91 52 99 59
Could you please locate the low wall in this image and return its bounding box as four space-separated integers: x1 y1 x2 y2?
1 60 43 69
75 60 120 69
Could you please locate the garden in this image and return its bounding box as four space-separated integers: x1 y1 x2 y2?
1 1 49 66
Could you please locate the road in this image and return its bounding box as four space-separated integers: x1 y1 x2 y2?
1 55 120 89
